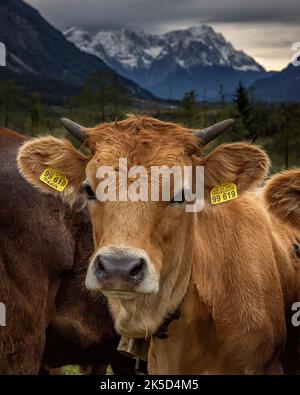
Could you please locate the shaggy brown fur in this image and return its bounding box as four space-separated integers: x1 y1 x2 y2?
17 136 89 204
17 115 300 374
264 169 300 230
263 169 300 374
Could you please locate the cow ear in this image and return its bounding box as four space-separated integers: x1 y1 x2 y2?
17 136 89 204
263 169 300 229
197 143 270 197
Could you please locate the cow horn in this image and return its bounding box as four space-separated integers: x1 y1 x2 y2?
194 119 234 145
60 118 86 143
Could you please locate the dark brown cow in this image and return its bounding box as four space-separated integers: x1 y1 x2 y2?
0 128 137 375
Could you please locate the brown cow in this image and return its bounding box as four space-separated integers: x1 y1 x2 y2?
263 169 300 373
17 115 300 374
0 128 137 375
264 169 300 230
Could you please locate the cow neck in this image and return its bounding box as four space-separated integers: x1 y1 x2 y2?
151 215 196 339
153 259 193 339
153 305 181 339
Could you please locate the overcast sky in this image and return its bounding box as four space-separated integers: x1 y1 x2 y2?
26 0 300 71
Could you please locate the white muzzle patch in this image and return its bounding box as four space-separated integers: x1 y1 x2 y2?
85 246 159 295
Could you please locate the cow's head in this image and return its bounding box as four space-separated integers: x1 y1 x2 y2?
17 116 269 338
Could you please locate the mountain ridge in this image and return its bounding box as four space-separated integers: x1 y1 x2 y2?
65 24 269 99
0 0 153 100
251 63 300 102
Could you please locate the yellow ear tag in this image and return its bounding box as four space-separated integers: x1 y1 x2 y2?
210 182 238 205
39 168 68 192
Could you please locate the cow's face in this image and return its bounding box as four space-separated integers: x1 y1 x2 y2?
17 116 269 337
82 126 199 300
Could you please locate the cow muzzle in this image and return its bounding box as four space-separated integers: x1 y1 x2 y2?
85 247 159 298
95 254 146 284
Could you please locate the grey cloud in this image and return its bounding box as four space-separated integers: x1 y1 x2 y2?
25 0 300 70
26 0 300 31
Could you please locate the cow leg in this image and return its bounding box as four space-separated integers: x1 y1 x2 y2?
111 355 137 375
79 366 93 375
49 367 65 375
78 365 108 375
90 365 108 375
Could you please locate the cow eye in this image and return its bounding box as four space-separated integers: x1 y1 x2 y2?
170 189 185 205
82 183 96 200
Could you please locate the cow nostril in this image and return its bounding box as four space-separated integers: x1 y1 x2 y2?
95 257 106 278
129 259 146 280
94 254 146 284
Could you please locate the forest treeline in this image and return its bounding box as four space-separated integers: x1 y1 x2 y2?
0 72 299 172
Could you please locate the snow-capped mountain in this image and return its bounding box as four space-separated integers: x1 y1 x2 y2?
64 26 165 70
65 25 269 100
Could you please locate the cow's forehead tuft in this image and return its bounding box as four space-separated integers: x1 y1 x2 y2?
86 115 199 154
91 138 190 170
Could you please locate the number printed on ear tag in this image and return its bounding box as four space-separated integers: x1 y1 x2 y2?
39 168 68 192
210 183 238 205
